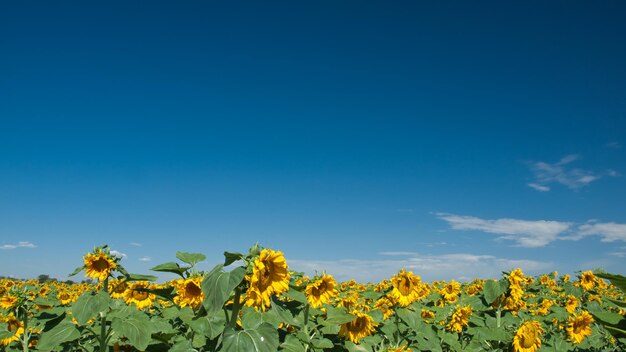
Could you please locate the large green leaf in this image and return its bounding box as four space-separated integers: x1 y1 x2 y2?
176 251 207 266
189 314 226 339
322 306 355 325
595 272 626 293
202 265 246 314
111 312 154 351
280 334 306 352
224 251 244 266
483 279 507 305
588 301 624 325
36 321 81 351
221 323 279 352
150 262 190 277
71 291 110 325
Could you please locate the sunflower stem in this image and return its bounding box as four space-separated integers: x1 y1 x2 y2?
21 306 29 352
303 304 310 335
496 307 501 328
99 312 108 352
102 277 109 293
228 287 242 329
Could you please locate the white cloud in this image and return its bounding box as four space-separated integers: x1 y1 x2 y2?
289 253 551 283
527 154 604 191
528 183 550 192
379 251 418 256
138 256 152 262
0 241 36 250
574 222 626 242
130 242 142 247
436 213 571 247
110 250 127 259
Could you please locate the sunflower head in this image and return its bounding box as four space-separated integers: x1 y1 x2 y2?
83 247 118 282
305 274 338 308
0 314 24 347
567 311 594 344
513 320 543 352
123 281 156 310
338 310 377 343
245 248 290 311
173 277 205 309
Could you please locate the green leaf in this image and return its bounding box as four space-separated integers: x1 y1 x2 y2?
280 335 306 352
71 291 110 325
322 306 355 325
201 264 246 314
170 339 196 352
588 301 624 325
483 279 507 305
221 323 279 352
111 312 154 351
397 308 420 332
242 306 264 329
224 251 244 266
189 314 226 339
595 272 626 293
311 337 334 349
176 251 207 266
0 323 14 340
36 321 81 351
68 265 84 277
150 262 190 277
126 273 158 281
283 288 307 304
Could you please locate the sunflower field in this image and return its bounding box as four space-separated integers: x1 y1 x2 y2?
1 245 626 352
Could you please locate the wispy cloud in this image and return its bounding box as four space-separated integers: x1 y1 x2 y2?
571 222 626 242
110 250 127 259
436 213 571 247
130 242 142 247
606 142 622 149
527 154 605 191
289 253 551 282
138 256 152 262
0 241 36 250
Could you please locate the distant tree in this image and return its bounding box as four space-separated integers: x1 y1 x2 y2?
38 274 50 283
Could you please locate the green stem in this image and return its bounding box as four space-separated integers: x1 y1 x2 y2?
102 277 109 293
99 313 108 352
496 307 501 328
303 304 310 335
394 308 400 344
228 287 242 329
21 307 29 352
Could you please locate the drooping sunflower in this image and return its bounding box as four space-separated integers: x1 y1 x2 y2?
123 281 155 310
446 305 472 333
173 276 204 309
440 280 461 303
0 294 18 309
567 311 594 344
513 320 543 352
421 309 435 321
109 279 129 300
338 310 377 343
83 248 117 282
0 314 24 347
374 297 394 320
57 291 76 305
388 269 422 307
245 249 290 311
305 274 338 308
565 295 578 314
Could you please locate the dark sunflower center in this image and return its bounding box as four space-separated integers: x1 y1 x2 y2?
186 282 202 297
92 258 110 271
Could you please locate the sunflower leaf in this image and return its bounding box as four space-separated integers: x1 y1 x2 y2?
201 264 246 315
221 323 279 352
176 251 207 267
111 312 154 351
126 273 158 281
68 265 84 277
224 251 245 266
36 320 81 351
71 291 110 325
150 262 190 278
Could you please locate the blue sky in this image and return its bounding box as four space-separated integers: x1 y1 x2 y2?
1 1 625 282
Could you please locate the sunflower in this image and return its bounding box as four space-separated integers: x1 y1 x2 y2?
578 271 596 291
83 248 117 282
109 279 129 300
57 291 76 305
513 320 543 352
386 344 411 352
440 280 461 303
0 314 24 347
0 295 18 309
388 269 422 307
374 297 394 320
305 274 338 308
245 249 290 311
567 311 594 344
123 282 155 310
173 277 204 309
565 295 578 314
446 305 472 333
339 310 377 343
421 309 435 321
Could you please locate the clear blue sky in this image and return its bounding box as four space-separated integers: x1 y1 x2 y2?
1 1 625 282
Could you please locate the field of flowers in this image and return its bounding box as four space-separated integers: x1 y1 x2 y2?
1 244 625 351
